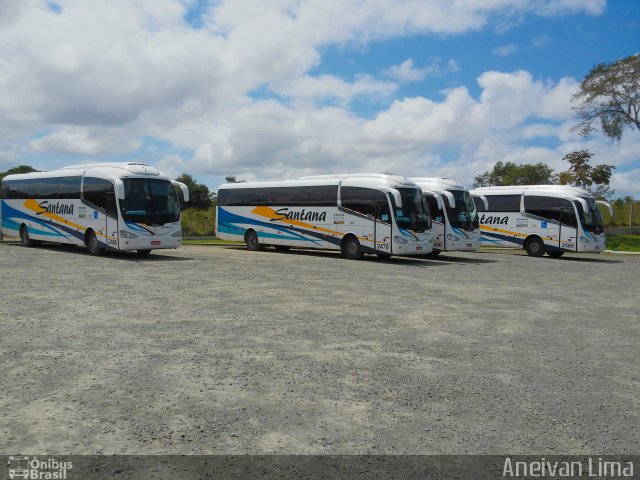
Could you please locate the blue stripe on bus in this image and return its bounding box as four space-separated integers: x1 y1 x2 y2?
1 200 83 241
218 207 339 247
481 230 525 246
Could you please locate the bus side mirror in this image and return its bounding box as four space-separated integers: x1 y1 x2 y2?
442 190 455 209
173 181 190 203
596 200 613 218
114 180 125 200
390 189 402 208
471 194 488 210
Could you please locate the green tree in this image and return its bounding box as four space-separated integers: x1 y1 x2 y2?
0 165 38 181
175 173 213 210
572 54 640 141
558 149 615 200
225 175 245 183
472 161 556 188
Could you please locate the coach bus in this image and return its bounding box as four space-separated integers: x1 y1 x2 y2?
216 173 433 260
469 185 612 257
0 162 189 255
410 177 483 256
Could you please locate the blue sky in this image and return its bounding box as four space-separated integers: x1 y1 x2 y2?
0 0 638 197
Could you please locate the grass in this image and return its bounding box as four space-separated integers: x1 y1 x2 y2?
605 235 640 252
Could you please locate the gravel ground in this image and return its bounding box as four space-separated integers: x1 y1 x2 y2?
0 241 638 455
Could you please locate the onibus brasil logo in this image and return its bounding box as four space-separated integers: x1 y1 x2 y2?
7 456 73 480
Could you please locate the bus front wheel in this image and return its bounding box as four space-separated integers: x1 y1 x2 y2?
20 225 34 248
245 230 263 251
524 237 545 257
342 236 363 260
86 231 105 256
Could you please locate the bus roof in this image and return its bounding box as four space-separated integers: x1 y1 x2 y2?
218 173 421 192
2 162 166 183
470 184 594 198
410 177 467 191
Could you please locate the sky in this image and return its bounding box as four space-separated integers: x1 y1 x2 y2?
0 0 638 197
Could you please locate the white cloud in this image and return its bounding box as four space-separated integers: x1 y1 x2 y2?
29 128 142 155
493 44 518 57
2 0 635 198
384 58 460 83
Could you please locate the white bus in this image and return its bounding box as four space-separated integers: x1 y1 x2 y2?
216 173 432 260
410 177 483 256
470 185 612 257
0 162 189 255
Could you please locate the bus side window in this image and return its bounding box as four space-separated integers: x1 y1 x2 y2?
524 195 561 222
487 195 520 212
560 199 577 228
84 177 117 217
425 194 443 222
341 186 378 219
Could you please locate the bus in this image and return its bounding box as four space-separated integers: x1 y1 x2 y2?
216 173 433 260
469 185 612 257
0 162 189 255
410 177 483 256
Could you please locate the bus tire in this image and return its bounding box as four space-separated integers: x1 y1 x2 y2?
137 249 152 255
342 235 363 260
245 230 263 251
85 231 105 256
20 224 34 248
546 250 564 258
524 236 545 257
427 249 441 258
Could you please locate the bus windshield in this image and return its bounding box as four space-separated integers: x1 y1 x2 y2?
445 190 479 230
119 178 180 225
575 197 604 235
392 188 430 233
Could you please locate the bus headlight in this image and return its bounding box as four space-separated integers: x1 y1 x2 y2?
394 236 409 244
447 234 460 241
172 229 182 237
579 236 590 243
120 230 139 239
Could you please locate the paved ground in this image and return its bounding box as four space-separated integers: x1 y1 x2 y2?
1 241 638 455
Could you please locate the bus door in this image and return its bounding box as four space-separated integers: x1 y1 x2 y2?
559 199 578 251
374 192 392 254
83 177 118 248
523 194 560 250
423 193 444 250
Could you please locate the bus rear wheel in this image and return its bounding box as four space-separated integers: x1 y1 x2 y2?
342 236 363 260
546 250 564 258
524 237 545 257
20 225 34 248
137 249 152 255
86 231 105 256
245 230 263 251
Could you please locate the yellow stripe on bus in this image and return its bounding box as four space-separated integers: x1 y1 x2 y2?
23 199 115 241
480 224 555 242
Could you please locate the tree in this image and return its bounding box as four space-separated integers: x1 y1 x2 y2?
175 173 213 210
225 175 245 183
0 165 38 181
558 149 615 200
572 54 640 141
472 161 556 188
